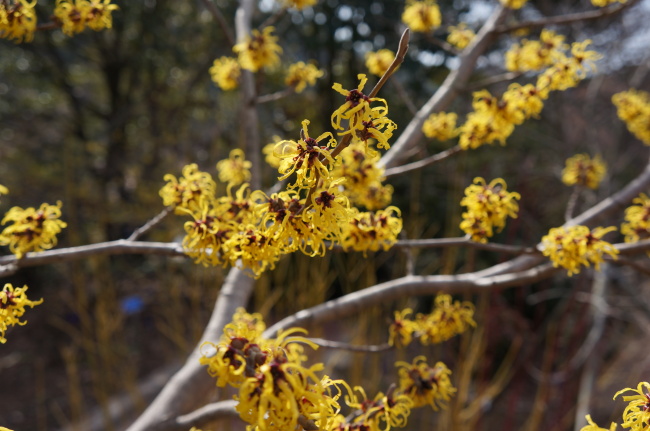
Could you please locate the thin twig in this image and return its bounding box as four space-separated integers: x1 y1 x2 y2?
384 145 462 178
199 0 236 47
260 7 287 29
256 87 295 104
390 79 418 115
368 29 410 99
391 237 538 255
464 71 524 92
307 338 393 352
127 207 173 241
424 32 460 56
564 186 582 223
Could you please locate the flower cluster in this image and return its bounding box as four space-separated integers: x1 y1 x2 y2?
216 149 252 187
459 177 520 242
614 382 650 431
591 0 626 6
396 356 456 410
282 0 317 10
330 141 393 210
200 308 345 431
447 23 475 50
54 0 119 36
388 293 476 347
402 0 441 33
562 154 607 189
365 49 395 77
621 194 650 244
234 26 283 72
0 0 37 42
159 163 218 214
340 206 402 254
505 30 567 72
285 62 324 93
579 415 617 431
337 385 414 431
1 283 43 344
209 57 241 91
499 0 528 9
612 89 650 145
0 201 67 258
422 112 458 142
541 225 619 276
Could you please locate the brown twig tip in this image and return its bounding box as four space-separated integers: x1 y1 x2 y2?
398 28 411 59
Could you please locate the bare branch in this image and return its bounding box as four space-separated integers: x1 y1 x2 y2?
384 145 462 178
307 338 393 352
368 28 411 99
391 237 538 254
128 207 173 241
173 400 240 429
199 0 236 47
256 87 295 104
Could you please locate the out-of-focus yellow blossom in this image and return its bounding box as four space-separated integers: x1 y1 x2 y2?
0 427 15 431
0 0 37 43
541 225 618 276
159 163 217 214
365 49 395 77
1 283 42 344
396 356 456 410
499 0 528 9
282 0 317 10
330 141 394 210
422 112 458 141
274 119 336 189
341 206 402 253
216 149 252 187
505 30 567 72
233 26 282 72
402 0 441 33
592 0 626 6
579 415 617 431
209 56 241 91
0 201 67 258
614 382 650 431
460 177 520 242
54 0 118 36
621 194 650 244
388 308 419 347
447 23 475 50
612 89 650 145
285 61 324 93
536 40 602 98
262 137 284 168
332 74 388 133
0 185 8 202
416 294 476 344
562 154 606 189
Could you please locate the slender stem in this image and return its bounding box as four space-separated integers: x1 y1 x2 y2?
307 338 393 352
199 0 236 47
127 207 173 241
384 145 462 178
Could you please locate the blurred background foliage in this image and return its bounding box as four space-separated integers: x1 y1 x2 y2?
1 0 649 430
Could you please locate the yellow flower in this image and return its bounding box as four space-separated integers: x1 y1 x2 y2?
499 0 528 9
209 56 241 91
388 308 419 347
159 163 217 214
541 225 619 276
216 149 252 187
396 356 456 410
536 40 601 98
274 119 337 189
505 30 566 72
233 26 282 72
0 0 37 43
562 154 607 189
422 112 458 141
331 74 388 133
1 283 43 344
285 61 324 93
460 177 520 242
54 0 118 36
447 23 475 50
263 137 285 168
180 198 232 267
579 415 617 431
621 194 650 244
612 89 650 145
402 0 441 33
304 180 352 245
345 386 414 431
0 201 67 258
614 382 650 431
282 0 317 10
341 206 402 254
591 0 626 5
365 49 395 77
0 184 8 202
416 293 476 344
223 226 283 278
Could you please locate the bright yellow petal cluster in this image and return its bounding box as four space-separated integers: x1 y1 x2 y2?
458 83 544 149
332 74 390 137
54 0 118 36
282 0 317 10
388 293 476 347
0 0 37 43
621 193 650 244
614 382 650 431
422 112 458 141
447 23 475 50
216 149 252 187
591 0 626 6
562 154 606 189
159 163 218 214
541 225 619 276
460 177 520 242
262 137 284 169
612 89 650 145
1 283 43 344
343 386 414 431
505 30 567 72
402 0 441 33
499 0 528 9
234 26 282 72
330 141 393 210
285 61 324 93
209 56 241 91
396 356 456 410
0 201 67 258
365 49 395 77
341 206 402 254
579 415 617 431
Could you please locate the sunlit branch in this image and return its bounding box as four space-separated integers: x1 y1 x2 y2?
391 237 538 254
383 145 462 178
173 400 240 430
259 7 287 30
199 0 236 47
424 32 459 56
390 79 418 115
256 87 295 104
464 71 523 92
368 28 410 99
495 0 639 34
307 338 393 352
127 206 173 241
564 186 582 222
